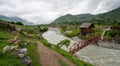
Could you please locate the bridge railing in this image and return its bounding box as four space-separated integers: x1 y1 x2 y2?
69 36 101 54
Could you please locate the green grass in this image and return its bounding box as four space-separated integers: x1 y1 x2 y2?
26 44 40 66
58 59 69 66
0 27 40 66
40 38 93 66
0 28 14 50
0 29 25 66
65 29 79 37
0 51 25 66
19 33 40 66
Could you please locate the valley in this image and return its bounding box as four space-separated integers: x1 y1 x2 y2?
0 5 120 66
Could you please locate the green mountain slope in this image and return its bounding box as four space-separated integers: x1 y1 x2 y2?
53 14 95 23
52 7 120 23
97 7 120 20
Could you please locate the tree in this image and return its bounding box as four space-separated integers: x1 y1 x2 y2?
10 22 15 24
16 22 24 25
39 27 48 33
57 39 70 48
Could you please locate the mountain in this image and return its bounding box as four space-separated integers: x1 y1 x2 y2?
52 7 120 23
96 7 120 20
0 15 34 25
0 15 11 21
53 14 95 23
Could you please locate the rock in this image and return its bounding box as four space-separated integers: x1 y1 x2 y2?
8 36 20 44
14 40 21 44
15 45 19 49
18 54 25 59
19 48 27 54
26 41 35 44
22 56 32 65
13 48 27 58
13 36 19 41
3 46 16 53
24 43 27 45
8 39 14 44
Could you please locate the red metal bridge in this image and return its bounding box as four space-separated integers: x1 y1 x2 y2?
69 36 101 54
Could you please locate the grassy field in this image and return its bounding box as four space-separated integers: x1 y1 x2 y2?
0 28 25 66
0 26 40 66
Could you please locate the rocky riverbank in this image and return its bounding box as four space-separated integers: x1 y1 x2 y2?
97 41 120 50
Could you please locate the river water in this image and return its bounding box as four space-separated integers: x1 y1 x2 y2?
42 28 120 66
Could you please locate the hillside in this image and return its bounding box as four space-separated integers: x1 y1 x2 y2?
0 15 34 25
52 7 120 23
0 20 93 66
97 7 120 20
53 14 95 23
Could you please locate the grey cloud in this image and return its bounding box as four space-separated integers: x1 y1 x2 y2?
0 0 120 24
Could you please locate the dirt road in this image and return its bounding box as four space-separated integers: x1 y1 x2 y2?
37 41 75 66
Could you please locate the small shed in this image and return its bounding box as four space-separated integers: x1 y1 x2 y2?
80 23 95 35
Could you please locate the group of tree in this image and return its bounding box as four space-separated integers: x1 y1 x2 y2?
38 26 48 33
11 22 24 25
57 39 70 48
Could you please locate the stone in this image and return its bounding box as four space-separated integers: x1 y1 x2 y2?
15 45 19 50
19 48 27 54
22 56 32 65
13 48 27 58
3 46 16 53
18 54 25 59
24 43 27 45
8 39 14 44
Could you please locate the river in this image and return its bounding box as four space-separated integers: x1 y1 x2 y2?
42 28 120 66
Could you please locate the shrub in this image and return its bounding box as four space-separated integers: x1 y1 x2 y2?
18 42 26 48
57 39 70 48
105 30 120 37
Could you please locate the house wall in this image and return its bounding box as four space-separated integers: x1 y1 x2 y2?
80 27 93 35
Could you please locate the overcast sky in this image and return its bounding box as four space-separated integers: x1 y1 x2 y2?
0 0 120 24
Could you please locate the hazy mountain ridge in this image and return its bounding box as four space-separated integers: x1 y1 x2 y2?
52 7 120 23
0 15 34 25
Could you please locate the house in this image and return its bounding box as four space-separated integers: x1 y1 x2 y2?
80 23 95 36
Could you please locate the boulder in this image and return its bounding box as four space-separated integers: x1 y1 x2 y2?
22 56 32 66
20 48 27 54
18 54 26 59
13 48 27 58
3 46 16 53
24 42 27 45
7 36 20 44
8 39 14 44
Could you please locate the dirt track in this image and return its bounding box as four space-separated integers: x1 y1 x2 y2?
37 41 75 66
